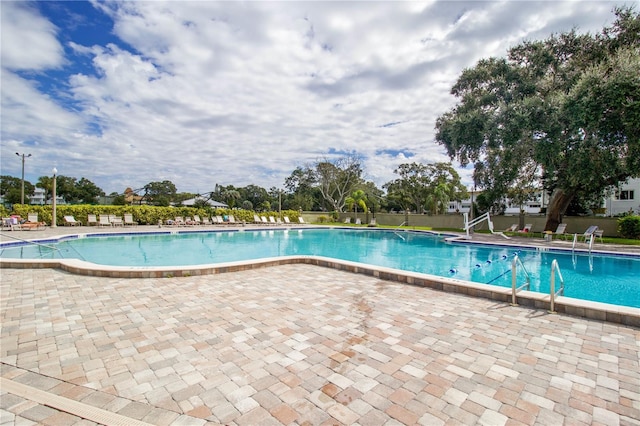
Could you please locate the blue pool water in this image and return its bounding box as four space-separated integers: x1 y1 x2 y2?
2 228 639 308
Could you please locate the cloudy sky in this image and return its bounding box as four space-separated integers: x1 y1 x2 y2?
1 1 633 196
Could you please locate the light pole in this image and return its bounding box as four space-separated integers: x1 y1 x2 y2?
15 152 32 204
52 168 57 228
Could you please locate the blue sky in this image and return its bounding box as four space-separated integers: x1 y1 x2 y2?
1 1 634 195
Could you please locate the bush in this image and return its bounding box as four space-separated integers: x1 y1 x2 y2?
617 215 640 239
6 204 303 227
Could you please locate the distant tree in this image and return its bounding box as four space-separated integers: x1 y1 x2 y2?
1 175 34 204
193 199 210 208
75 177 104 204
360 181 385 215
143 180 177 206
220 188 240 208
384 162 465 214
240 184 269 209
54 176 80 203
112 195 126 205
309 154 364 212
285 166 323 211
436 7 640 231
241 200 253 210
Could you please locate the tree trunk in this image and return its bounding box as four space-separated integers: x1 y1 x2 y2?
544 188 574 232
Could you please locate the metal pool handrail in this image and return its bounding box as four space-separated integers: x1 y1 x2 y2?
549 259 565 313
510 254 531 306
0 233 60 251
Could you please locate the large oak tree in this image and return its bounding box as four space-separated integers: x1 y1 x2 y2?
435 7 640 232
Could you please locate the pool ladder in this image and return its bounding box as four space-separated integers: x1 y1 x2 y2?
548 260 565 313
510 254 531 306
511 256 565 313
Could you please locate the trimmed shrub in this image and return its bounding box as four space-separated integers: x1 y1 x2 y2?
618 215 640 239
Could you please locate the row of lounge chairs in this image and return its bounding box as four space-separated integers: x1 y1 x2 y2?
505 222 604 242
252 215 307 225
165 215 240 226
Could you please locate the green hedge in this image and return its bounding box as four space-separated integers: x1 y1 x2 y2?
618 215 640 239
8 204 301 227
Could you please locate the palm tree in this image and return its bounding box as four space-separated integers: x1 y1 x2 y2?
345 190 368 220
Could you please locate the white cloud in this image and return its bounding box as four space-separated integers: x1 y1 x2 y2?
1 0 635 195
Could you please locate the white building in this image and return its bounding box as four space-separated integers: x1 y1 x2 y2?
605 177 640 216
448 178 640 216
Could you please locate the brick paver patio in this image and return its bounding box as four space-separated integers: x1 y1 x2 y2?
1 262 639 425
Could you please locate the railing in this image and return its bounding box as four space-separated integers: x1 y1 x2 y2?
0 233 60 251
549 259 565 313
510 255 531 306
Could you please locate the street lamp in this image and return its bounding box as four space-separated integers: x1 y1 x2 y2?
52 167 57 228
15 152 32 204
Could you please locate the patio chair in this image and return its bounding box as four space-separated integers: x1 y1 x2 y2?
269 216 277 225
23 213 46 230
124 213 138 226
98 215 111 227
298 217 306 224
505 224 518 232
110 215 124 227
553 223 568 240
581 225 599 242
87 214 98 226
283 216 291 224
344 217 351 224
355 218 362 225
518 224 532 233
64 215 82 226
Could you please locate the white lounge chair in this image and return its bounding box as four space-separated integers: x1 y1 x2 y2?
98 215 111 227
553 223 568 240
269 216 277 225
283 216 291 224
581 225 599 242
344 217 351 224
87 214 98 226
355 218 362 225
64 215 82 226
110 215 124 227
124 213 138 226
298 217 306 224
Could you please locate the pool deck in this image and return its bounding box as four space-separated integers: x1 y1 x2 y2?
1 225 639 425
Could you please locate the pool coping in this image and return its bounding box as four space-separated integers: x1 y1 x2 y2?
2 227 639 327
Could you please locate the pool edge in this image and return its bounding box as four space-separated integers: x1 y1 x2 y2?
2 254 639 328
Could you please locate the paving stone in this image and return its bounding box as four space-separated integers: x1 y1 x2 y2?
1 262 638 425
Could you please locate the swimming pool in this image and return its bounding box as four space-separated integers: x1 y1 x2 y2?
2 228 639 308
